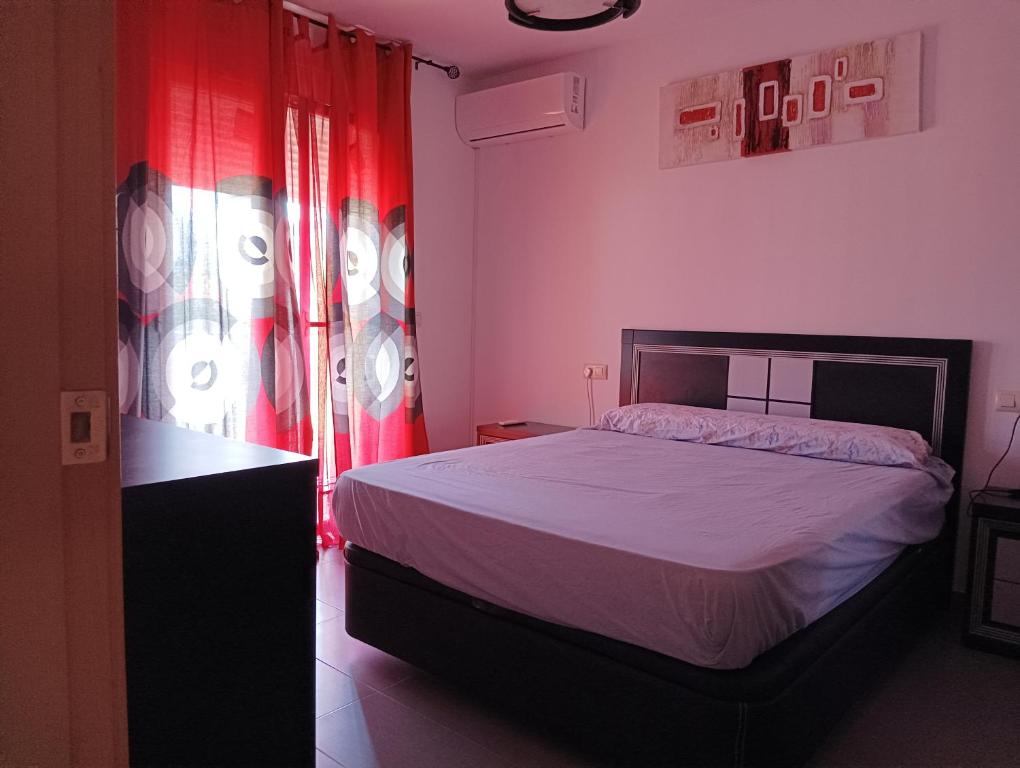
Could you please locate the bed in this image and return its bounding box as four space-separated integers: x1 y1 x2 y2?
336 329 972 767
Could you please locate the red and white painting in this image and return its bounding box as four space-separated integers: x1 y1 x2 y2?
659 31 921 169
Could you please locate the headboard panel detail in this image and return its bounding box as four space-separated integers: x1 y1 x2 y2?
620 330 971 481
627 344 947 453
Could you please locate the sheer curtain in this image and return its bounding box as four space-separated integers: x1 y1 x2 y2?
117 0 428 545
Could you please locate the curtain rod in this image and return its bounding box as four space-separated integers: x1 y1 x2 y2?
281 0 461 79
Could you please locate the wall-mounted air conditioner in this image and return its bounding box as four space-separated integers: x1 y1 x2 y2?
455 72 586 148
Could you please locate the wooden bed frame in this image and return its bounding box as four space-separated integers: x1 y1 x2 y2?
343 329 971 767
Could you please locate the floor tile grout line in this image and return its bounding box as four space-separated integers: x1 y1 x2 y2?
314 652 418 695
317 552 552 767
320 688 380 715
315 573 517 765
315 657 354 676
315 665 373 719
375 682 526 768
314 656 356 680
317 597 345 612
315 704 348 721
314 688 382 762
314 692 382 766
378 687 520 768
315 746 350 768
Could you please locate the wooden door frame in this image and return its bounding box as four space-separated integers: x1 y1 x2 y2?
0 2 128 765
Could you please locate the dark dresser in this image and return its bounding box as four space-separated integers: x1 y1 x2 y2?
121 416 317 767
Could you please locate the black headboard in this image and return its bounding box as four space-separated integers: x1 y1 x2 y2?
620 329 972 499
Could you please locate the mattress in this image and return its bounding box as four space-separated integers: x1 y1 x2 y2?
334 428 950 669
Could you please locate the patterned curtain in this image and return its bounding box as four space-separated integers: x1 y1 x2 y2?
282 14 428 546
117 0 310 452
117 0 428 544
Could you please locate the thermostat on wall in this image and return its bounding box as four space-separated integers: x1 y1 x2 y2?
60 390 108 465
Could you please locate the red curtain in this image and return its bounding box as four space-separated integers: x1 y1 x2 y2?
117 0 428 545
117 0 309 453
281 13 428 545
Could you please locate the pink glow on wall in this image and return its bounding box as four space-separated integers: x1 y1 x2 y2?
468 0 1020 588
410 73 477 451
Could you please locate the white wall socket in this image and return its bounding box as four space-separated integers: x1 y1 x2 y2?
583 364 608 380
995 390 1020 412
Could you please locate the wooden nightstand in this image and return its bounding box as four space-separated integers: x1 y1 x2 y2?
476 421 573 446
965 492 1020 657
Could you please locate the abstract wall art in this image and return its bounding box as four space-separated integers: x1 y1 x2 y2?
658 31 921 169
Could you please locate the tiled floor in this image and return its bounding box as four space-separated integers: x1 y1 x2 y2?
315 547 1020 767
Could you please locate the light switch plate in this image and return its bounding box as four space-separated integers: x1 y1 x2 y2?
995 390 1020 413
60 390 108 465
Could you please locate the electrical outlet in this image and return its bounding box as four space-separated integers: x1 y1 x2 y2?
995 390 1020 412
583 364 608 380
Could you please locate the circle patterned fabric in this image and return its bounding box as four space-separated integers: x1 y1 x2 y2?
145 299 256 431
350 313 405 421
380 205 408 313
117 163 194 314
323 198 427 451
118 300 142 415
338 199 382 323
328 327 350 434
116 9 427 545
215 175 277 316
117 162 309 451
259 307 308 434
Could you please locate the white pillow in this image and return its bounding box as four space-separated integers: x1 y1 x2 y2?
596 403 953 484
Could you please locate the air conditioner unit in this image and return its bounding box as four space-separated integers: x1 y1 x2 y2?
456 72 586 147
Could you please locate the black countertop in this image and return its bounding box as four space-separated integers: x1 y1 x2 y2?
121 415 316 489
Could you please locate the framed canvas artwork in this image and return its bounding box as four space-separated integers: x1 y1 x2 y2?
659 31 921 169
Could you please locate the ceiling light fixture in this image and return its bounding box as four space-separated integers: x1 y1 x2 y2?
506 0 641 32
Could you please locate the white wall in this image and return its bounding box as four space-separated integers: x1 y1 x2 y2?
411 71 478 451
469 0 1020 587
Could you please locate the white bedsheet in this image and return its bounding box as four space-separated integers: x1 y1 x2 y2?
334 429 951 669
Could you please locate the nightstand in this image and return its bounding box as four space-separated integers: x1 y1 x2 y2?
964 493 1020 657
476 421 573 446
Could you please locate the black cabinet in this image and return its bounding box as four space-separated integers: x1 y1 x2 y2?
965 493 1020 657
121 416 317 766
